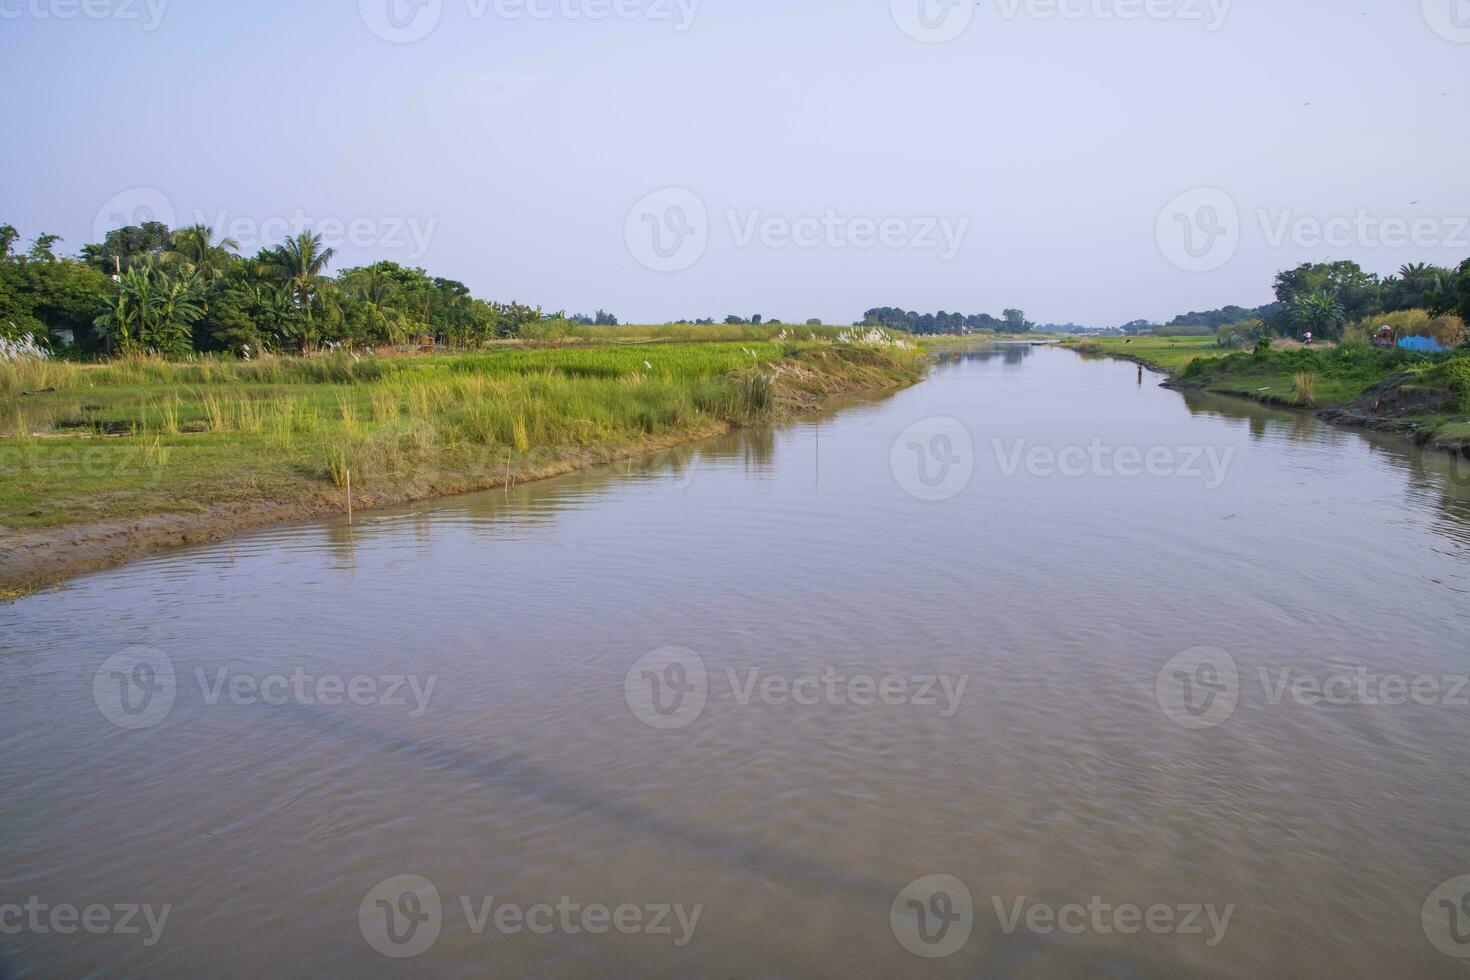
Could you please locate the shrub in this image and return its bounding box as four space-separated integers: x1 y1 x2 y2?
1428 356 1470 412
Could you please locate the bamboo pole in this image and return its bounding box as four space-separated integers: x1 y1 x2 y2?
345 468 353 525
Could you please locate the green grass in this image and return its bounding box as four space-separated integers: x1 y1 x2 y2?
1427 356 1470 413
1176 345 1446 406
1061 335 1223 372
1061 335 1470 451
0 333 924 531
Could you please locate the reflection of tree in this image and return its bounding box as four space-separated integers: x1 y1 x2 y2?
1001 344 1033 366
1180 390 1330 446
1367 440 1470 546
1181 389 1470 545
930 343 1038 370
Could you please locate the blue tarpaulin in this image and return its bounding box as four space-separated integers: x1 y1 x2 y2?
1397 336 1450 353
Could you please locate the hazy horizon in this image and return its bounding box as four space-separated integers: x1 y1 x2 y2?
2 0 1466 325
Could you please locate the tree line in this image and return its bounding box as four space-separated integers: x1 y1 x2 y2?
0 220 622 356
857 307 1035 335
1147 259 1470 340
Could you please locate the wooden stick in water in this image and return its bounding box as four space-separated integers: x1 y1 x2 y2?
346 468 353 526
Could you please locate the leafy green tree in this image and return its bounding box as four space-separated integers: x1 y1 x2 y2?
1272 261 1382 323
194 258 291 354
28 234 62 262
493 300 541 339
93 264 155 354
163 225 240 279
0 226 110 346
1287 290 1346 339
82 221 173 273
25 258 110 347
1002 308 1034 333
93 261 206 355
156 269 206 354
1426 258 1470 329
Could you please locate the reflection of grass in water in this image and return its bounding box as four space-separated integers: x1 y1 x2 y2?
0 341 921 531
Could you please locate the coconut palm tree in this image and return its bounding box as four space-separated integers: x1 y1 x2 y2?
1400 262 1434 288
338 263 393 308
267 232 336 350
163 225 239 279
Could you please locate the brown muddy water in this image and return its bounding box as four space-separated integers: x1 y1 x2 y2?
3 345 1470 978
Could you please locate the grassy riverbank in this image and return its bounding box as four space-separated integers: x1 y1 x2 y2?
1058 335 1221 373
0 331 926 591
1062 335 1470 455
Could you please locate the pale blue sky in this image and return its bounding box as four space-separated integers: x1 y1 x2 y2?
1 0 1466 324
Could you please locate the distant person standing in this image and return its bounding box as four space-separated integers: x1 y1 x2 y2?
1304 331 1313 345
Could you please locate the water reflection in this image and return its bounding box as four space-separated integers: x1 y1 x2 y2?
933 341 1038 369
1182 388 1470 546
3 346 1470 979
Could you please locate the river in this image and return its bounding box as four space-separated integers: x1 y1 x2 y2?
3 345 1469 978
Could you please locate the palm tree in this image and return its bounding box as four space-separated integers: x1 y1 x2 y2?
163 225 239 279
1288 290 1346 340
339 263 393 308
267 232 336 350
1400 262 1433 288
